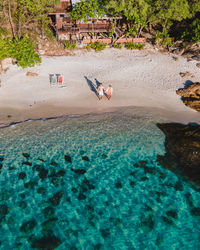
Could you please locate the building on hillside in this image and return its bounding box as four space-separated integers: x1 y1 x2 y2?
49 0 122 41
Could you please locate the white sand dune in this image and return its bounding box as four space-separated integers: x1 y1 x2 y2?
0 48 200 125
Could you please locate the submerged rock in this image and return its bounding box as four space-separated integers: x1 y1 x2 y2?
20 219 37 233
82 156 90 162
190 207 200 217
22 162 32 166
0 204 9 215
64 155 72 163
176 82 200 111
43 206 55 219
166 210 178 219
24 181 38 189
22 153 30 158
0 156 4 161
71 168 86 175
31 235 61 249
48 191 64 206
157 123 200 188
39 168 49 180
18 172 26 180
50 161 58 167
37 187 46 194
140 215 155 232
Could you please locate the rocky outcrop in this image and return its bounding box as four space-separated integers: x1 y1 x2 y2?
157 123 200 188
176 82 200 111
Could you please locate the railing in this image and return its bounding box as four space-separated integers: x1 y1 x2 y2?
61 23 112 34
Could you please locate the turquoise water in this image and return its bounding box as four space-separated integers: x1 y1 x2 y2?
0 108 200 250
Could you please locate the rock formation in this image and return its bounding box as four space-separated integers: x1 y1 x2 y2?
157 123 200 189
176 82 200 111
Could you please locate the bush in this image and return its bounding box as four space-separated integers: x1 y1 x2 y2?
154 30 173 47
125 42 145 50
0 36 41 68
112 43 122 49
86 42 107 51
181 19 200 42
64 41 77 50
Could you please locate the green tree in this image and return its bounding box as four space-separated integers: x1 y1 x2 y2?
70 0 105 21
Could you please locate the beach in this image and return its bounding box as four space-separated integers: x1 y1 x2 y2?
0 47 200 125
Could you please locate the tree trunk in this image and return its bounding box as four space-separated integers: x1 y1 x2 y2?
7 0 16 38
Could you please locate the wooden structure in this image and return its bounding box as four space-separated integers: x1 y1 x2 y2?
49 0 119 41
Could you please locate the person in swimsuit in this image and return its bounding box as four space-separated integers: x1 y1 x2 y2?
106 84 113 100
97 83 105 100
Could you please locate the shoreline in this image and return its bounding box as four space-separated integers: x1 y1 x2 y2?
0 104 199 128
0 48 200 126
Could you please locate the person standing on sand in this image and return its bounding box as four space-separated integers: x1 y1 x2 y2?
106 84 113 100
97 83 105 100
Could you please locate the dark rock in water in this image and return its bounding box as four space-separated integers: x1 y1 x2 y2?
129 171 137 177
94 244 103 250
166 210 178 219
88 184 95 190
176 82 200 112
18 172 26 180
0 204 9 215
22 153 30 158
37 187 46 194
72 187 78 193
184 192 194 207
71 168 86 175
174 181 184 191
129 181 135 187
141 177 148 181
32 164 43 171
78 193 86 200
80 150 85 155
100 228 110 238
31 235 61 249
0 156 4 161
43 206 55 219
101 154 107 159
38 158 45 162
115 182 122 189
50 161 58 167
56 170 66 177
22 162 32 166
19 193 26 199
82 156 90 162
140 215 155 232
157 123 200 188
8 166 15 171
24 181 37 189
48 191 64 206
190 207 200 217
0 163 3 170
64 155 72 163
39 168 49 180
109 217 122 226
41 218 58 234
20 219 37 233
17 201 27 209
81 177 95 191
161 216 175 226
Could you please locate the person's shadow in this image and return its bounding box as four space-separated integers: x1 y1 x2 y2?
84 76 100 99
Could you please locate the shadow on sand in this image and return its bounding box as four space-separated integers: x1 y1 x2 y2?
84 76 100 99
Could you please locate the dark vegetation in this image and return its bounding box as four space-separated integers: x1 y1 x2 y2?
0 0 200 67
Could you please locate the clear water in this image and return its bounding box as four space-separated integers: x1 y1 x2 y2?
0 108 199 250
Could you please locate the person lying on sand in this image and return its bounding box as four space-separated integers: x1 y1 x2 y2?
97 83 105 100
106 85 113 100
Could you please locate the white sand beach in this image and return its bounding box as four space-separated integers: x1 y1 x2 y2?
0 47 200 125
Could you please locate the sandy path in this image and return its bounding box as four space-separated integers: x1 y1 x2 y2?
0 48 200 125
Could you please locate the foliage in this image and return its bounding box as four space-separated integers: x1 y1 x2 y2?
181 18 200 42
86 42 107 51
112 42 122 49
64 41 77 50
0 36 41 68
125 42 145 50
154 30 173 47
70 0 105 22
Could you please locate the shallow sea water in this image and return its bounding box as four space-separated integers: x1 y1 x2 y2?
0 107 200 250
